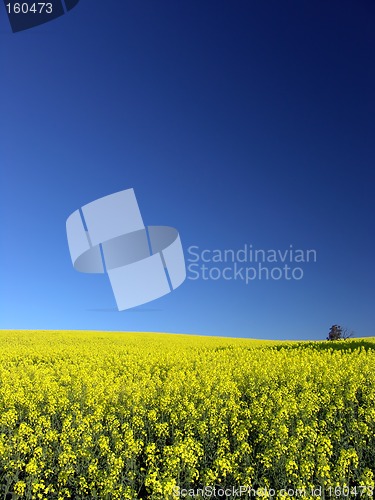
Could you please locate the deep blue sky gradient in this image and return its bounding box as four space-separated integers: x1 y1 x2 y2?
0 0 374 339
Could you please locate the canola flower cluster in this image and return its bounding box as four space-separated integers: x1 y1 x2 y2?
0 330 374 499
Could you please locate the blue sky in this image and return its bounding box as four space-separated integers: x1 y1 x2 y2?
0 0 374 339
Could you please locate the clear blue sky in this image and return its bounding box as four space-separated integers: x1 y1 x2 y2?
1 0 374 339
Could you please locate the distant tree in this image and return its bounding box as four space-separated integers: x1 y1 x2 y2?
341 327 355 340
327 324 342 341
327 324 355 341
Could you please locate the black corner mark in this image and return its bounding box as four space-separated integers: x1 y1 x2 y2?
3 0 81 33
63 0 79 12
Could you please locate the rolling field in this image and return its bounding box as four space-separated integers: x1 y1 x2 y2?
0 330 374 499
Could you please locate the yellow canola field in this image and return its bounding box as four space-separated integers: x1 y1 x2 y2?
0 330 374 499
